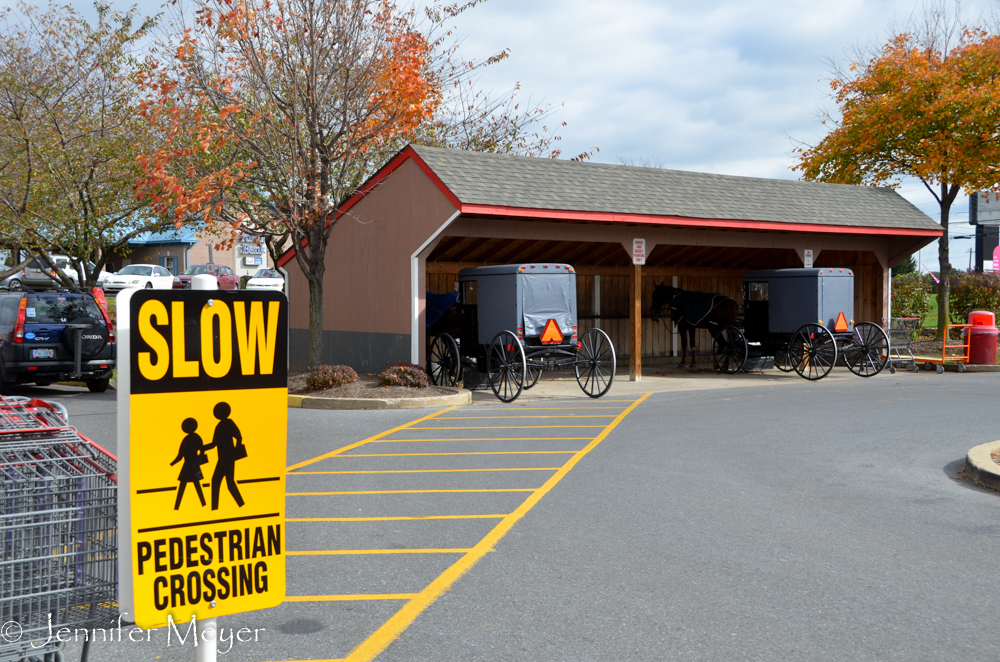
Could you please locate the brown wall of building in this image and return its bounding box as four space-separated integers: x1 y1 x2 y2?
285 158 459 370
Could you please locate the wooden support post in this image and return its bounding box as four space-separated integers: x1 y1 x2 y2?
630 263 642 381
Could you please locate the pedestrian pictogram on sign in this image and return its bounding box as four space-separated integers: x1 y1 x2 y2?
632 238 646 266
117 289 288 630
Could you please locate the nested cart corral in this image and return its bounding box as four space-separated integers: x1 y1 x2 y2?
712 268 890 380
426 264 616 402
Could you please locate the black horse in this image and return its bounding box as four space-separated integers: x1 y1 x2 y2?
650 284 739 368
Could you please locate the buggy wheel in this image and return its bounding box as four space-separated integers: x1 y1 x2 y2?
428 333 461 386
487 330 526 402
789 323 837 380
712 326 747 374
843 322 890 377
575 328 616 398
774 344 794 372
524 363 542 390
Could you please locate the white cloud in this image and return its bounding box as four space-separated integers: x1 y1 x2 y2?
74 0 990 268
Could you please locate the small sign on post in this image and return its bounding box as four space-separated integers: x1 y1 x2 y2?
632 238 646 266
993 246 1000 273
803 249 814 269
117 287 288 631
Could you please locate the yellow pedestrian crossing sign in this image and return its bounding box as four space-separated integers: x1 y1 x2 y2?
117 289 288 629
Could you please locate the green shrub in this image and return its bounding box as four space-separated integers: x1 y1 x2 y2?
948 271 1000 324
379 362 429 388
306 364 358 391
892 274 930 322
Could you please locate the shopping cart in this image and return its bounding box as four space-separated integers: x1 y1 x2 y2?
914 323 972 374
0 397 118 662
886 317 920 374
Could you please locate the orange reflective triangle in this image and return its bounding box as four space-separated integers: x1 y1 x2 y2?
540 319 564 344
834 312 849 332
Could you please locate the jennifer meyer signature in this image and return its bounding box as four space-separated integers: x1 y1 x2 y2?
10 613 264 654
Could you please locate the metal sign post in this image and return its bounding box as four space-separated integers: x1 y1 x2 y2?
117 274 288 660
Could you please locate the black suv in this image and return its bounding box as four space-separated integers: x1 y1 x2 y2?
0 290 116 393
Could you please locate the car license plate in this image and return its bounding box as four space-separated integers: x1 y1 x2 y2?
31 348 55 359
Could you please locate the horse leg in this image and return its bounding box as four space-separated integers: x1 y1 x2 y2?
688 328 698 367
677 325 687 368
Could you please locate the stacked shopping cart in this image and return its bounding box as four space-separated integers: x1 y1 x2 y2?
0 397 117 662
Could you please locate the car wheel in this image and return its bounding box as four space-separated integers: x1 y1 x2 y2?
7 279 22 291
144 282 153 289
87 378 110 393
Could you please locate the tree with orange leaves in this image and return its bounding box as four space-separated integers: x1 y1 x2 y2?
795 20 1000 337
138 0 568 367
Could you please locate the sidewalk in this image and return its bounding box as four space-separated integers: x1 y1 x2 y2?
471 363 869 402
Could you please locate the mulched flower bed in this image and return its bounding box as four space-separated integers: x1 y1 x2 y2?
288 371 455 399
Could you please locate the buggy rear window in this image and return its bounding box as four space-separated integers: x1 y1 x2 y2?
25 295 103 324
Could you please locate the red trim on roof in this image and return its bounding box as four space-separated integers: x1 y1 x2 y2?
459 204 943 237
277 148 942 268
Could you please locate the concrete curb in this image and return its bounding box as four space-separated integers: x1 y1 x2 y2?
964 440 1000 491
288 387 471 410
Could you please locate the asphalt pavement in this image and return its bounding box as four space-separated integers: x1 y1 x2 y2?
26 370 1000 661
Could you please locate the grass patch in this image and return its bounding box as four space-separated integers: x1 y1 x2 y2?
923 294 938 328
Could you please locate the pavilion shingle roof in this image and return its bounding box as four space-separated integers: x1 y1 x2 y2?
409 145 940 231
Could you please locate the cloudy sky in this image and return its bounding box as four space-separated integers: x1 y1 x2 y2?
440 0 995 271
78 0 994 269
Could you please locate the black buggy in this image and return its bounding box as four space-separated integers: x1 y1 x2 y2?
426 264 616 402
712 268 890 380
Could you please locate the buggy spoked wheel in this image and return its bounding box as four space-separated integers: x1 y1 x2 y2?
789 323 837 380
843 322 889 377
575 328 616 398
428 333 461 386
487 330 526 402
712 326 747 374
774 343 794 372
524 363 542 390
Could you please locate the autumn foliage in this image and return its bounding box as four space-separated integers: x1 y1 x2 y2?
135 0 439 233
795 28 1000 337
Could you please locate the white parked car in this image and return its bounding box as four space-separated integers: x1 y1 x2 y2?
244 268 285 291
102 264 175 292
50 255 109 287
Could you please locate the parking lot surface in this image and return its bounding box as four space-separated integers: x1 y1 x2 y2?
32 371 1000 660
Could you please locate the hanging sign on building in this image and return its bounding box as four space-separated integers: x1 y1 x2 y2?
632 238 646 266
804 249 814 269
117 288 288 629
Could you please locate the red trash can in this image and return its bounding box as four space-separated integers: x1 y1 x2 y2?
966 311 998 365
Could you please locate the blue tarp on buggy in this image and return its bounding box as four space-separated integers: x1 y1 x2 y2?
426 292 458 328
